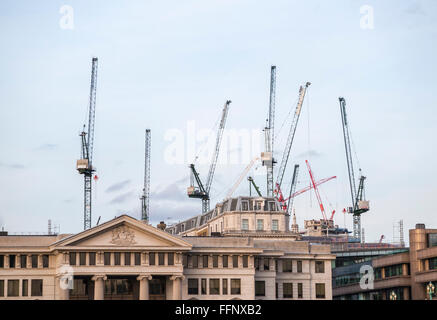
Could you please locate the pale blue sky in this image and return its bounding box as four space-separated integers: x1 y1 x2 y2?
0 0 436 243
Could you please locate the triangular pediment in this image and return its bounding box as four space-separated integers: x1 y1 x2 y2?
52 215 191 249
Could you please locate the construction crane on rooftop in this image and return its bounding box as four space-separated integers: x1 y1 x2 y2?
140 129 151 222
188 100 231 213
262 66 277 197
274 82 311 200
305 160 330 222
76 57 98 230
248 176 262 197
339 97 370 242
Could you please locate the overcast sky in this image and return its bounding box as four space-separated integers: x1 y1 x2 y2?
0 0 436 243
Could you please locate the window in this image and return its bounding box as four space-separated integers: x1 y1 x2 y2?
242 219 249 230
134 252 141 265
231 279 241 295
255 281 265 296
104 252 111 266
0 280 3 297
269 202 276 211
209 279 220 295
297 260 302 273
9 255 16 268
31 255 38 268
272 219 278 231
264 258 270 271
22 279 28 296
21 255 27 268
430 257 437 270
158 253 165 265
80 252 86 266
255 201 262 210
213 255 218 268
7 280 19 297
385 264 403 277
233 255 239 268
222 279 228 295
114 252 121 265
316 283 325 298
255 257 260 270
283 283 293 298
168 253 174 266
70 252 76 266
88 252 95 266
243 255 249 268
201 279 207 295
149 253 155 266
241 201 249 211
222 255 228 268
183 255 188 267
192 255 198 268
298 283 303 298
257 219 264 231
0 255 3 268
315 261 325 273
283 259 292 272
188 279 198 295
203 255 209 268
124 253 130 266
428 233 437 248
42 255 49 268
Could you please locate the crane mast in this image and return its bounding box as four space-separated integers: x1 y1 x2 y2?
76 57 98 230
339 97 369 242
263 66 276 196
286 164 300 214
141 129 151 222
275 82 310 193
188 100 231 213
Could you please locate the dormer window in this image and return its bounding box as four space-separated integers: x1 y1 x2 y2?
254 201 263 211
268 201 276 211
241 201 249 211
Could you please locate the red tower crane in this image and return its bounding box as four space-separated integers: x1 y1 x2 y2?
305 160 331 222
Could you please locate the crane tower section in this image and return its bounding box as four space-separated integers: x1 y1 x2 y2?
141 129 151 222
76 57 98 230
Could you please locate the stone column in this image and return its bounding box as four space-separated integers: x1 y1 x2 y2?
170 275 184 300
56 275 70 300
137 275 152 300
92 275 107 300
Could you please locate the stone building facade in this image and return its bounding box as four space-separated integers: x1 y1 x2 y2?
0 202 334 300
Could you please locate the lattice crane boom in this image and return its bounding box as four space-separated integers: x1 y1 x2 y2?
305 160 328 221
275 82 310 192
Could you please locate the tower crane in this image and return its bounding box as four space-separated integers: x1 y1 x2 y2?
140 129 151 222
262 66 276 196
274 82 310 199
187 100 231 213
305 160 330 222
339 97 369 242
76 57 98 230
